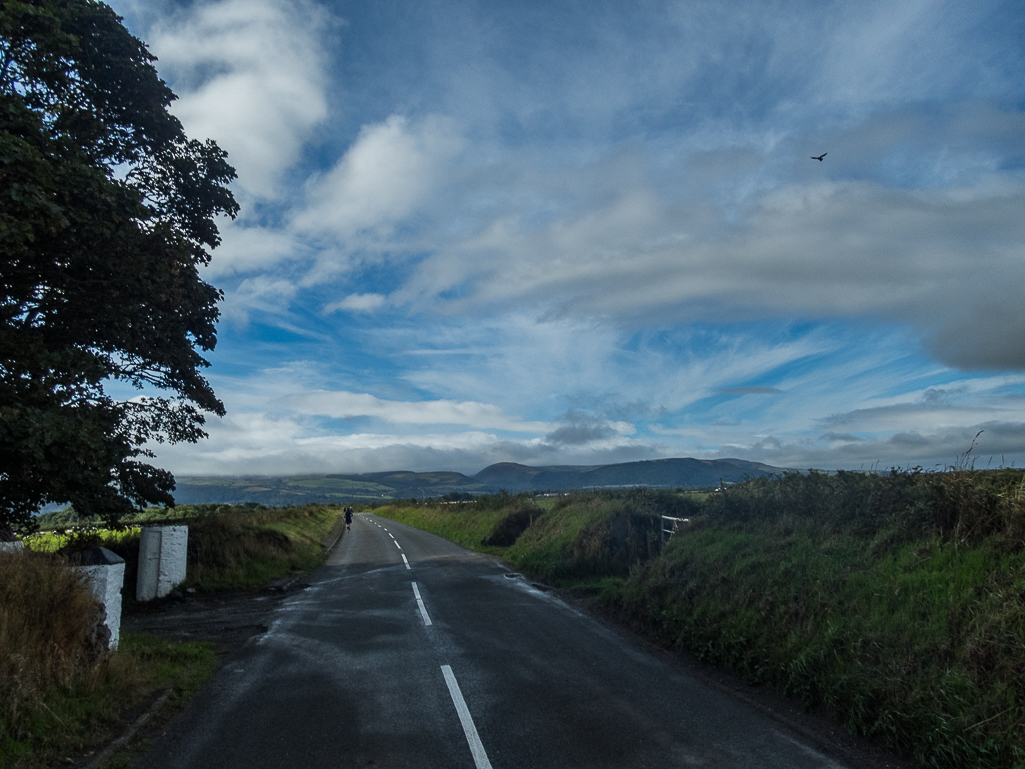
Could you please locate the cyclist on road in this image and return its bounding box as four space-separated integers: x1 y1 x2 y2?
344 506 353 531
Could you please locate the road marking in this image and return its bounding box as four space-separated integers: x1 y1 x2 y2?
389 533 395 539
394 540 403 551
441 665 493 769
401 554 410 569
411 582 432 625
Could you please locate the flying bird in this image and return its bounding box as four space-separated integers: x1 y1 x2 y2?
811 152 827 161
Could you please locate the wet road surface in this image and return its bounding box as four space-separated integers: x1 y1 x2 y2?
132 513 851 769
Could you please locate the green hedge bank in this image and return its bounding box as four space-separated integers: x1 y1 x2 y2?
379 470 1025 769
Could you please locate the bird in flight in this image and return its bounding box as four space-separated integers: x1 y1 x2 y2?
811 152 827 161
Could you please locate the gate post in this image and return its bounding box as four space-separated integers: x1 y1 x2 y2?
136 525 188 601
76 547 126 649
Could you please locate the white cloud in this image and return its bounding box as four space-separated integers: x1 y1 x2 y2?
324 293 387 313
220 276 299 325
294 114 464 242
818 391 1025 435
204 221 302 278
146 322 1025 477
121 0 1025 480
146 0 332 199
709 421 1025 472
394 173 1025 370
281 390 554 433
373 312 841 430
158 425 660 477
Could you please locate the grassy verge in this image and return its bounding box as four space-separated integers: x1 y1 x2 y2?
0 546 218 768
381 489 680 584
377 471 1025 769
180 504 341 591
25 503 343 593
0 632 217 769
23 527 142 554
5 504 341 767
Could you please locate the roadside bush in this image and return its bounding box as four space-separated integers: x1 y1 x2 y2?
482 499 543 546
379 470 1025 768
183 504 338 590
472 490 517 511
0 551 103 739
567 503 663 577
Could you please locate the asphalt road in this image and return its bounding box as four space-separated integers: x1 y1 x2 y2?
132 513 852 769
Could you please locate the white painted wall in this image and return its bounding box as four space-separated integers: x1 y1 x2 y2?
78 561 126 649
136 526 189 601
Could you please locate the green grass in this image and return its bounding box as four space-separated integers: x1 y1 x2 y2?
377 471 1025 769
32 503 343 593
381 489 683 584
623 529 1025 768
0 633 217 769
4 503 341 768
23 527 142 553
181 504 341 591
382 502 508 552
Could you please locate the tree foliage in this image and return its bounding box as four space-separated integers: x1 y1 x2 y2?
0 0 238 531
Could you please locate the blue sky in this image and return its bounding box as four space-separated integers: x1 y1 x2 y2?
110 0 1025 476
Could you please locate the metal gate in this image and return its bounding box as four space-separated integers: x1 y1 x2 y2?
661 515 690 543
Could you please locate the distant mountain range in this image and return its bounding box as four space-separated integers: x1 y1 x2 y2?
171 457 784 506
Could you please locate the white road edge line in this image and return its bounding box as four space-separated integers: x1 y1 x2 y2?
441 665 494 769
411 582 432 626
401 554 410 569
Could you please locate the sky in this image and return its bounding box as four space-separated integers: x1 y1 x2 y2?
108 0 1025 477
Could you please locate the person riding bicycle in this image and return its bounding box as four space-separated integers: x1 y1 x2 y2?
344 506 353 531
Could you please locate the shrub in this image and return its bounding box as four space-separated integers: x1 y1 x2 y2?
0 551 102 739
182 504 336 590
482 499 543 546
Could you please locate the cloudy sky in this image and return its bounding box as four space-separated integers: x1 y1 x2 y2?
110 0 1025 477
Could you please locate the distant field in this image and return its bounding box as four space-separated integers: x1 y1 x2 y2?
171 473 488 506
167 458 780 506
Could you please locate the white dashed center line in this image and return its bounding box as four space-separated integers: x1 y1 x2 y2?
401 554 410 569
441 665 493 769
394 540 402 551
411 582 432 626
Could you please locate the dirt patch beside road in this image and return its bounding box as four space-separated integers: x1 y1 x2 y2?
122 581 309 657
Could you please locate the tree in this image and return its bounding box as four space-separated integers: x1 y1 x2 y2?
0 0 238 532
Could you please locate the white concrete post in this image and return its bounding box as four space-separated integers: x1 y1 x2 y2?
136 525 188 601
0 529 23 552
76 547 126 649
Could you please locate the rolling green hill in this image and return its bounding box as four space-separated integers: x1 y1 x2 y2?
169 457 782 506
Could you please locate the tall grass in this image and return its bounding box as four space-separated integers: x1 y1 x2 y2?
378 470 1025 768
506 490 674 581
0 550 102 737
0 555 212 769
382 488 685 582
23 527 141 554
621 469 1025 769
26 504 342 594
182 504 340 590
2 502 336 766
